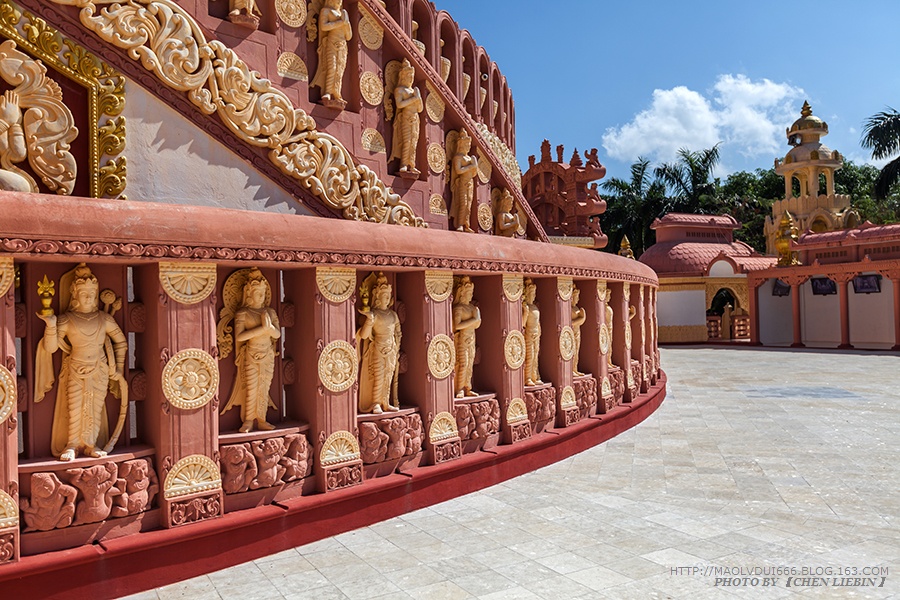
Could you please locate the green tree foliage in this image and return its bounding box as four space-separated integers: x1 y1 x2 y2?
599 157 666 256
654 145 722 213
835 160 900 224
861 107 900 199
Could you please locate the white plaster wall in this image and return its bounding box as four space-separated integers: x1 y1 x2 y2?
800 283 840 347
849 277 895 348
708 260 740 277
758 279 793 346
657 290 707 327
122 80 310 214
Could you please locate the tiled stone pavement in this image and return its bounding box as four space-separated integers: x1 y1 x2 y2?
128 347 899 599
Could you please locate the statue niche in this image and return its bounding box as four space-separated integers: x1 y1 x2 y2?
522 277 542 386
227 0 261 29
308 0 352 109
452 275 481 397
34 263 129 461
217 268 281 433
384 59 423 178
571 286 586 376
356 272 401 414
447 130 478 232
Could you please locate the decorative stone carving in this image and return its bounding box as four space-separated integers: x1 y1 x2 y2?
597 279 607 296
424 270 453 302
522 278 542 385
360 71 383 106
325 464 361 491
502 274 523 302
361 128 385 153
276 52 308 81
433 439 461 463
34 263 128 461
599 323 611 356
158 262 216 305
385 59 423 177
218 268 279 432
162 349 219 411
427 334 455 380
220 433 309 494
504 329 526 370
0 489 18 530
474 122 521 189
67 462 119 525
308 0 352 109
477 203 493 232
358 5 383 50
601 376 612 398
525 386 556 430
429 194 447 215
557 277 573 301
507 398 528 423
356 272 401 414
625 319 633 349
47 0 424 227
220 443 256 494
559 326 576 361
447 129 478 232
318 339 358 393
454 399 499 440
0 363 14 425
20 472 76 531
281 433 310 481
228 0 261 28
170 495 220 526
604 287 614 367
250 438 287 489
574 376 597 419
492 188 523 238
427 143 446 174
452 276 481 397
560 385 576 409
313 266 353 304
164 455 222 499
275 0 306 27
320 430 360 466
425 82 445 123
476 148 491 183
359 413 422 464
0 41 77 194
111 458 158 517
571 287 586 375
0 256 12 296
429 411 459 443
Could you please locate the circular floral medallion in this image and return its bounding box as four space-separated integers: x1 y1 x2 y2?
318 340 358 393
504 330 526 370
0 364 15 426
599 323 610 356
426 89 445 123
559 326 576 361
360 71 383 106
358 7 384 50
477 203 493 231
274 0 306 27
625 322 632 349
427 334 455 379
427 143 446 173
163 349 219 410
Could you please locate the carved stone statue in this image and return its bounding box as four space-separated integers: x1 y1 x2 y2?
220 443 257 494
447 130 478 232
110 458 159 517
308 0 352 109
228 0 261 28
0 41 78 194
34 263 128 461
356 272 401 414
492 188 523 237
21 472 77 532
385 59 423 177
218 268 281 433
250 438 287 489
571 286 586 376
605 288 614 367
522 277 542 385
452 275 481 397
67 462 120 525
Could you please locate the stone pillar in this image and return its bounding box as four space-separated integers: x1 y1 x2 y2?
476 274 529 444
830 272 856 349
579 279 609 414
783 275 808 348
748 276 765 345
535 277 576 428
401 271 460 465
634 285 648 393
0 257 18 563
610 281 635 403
643 285 656 386
142 262 223 528
285 267 361 493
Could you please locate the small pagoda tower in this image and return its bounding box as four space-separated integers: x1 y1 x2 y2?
764 101 859 254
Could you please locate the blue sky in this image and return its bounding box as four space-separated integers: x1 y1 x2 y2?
435 0 900 181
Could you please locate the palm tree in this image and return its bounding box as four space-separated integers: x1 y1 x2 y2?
601 157 667 255
861 107 900 199
654 144 721 213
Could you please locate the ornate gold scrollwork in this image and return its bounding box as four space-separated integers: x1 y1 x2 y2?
164 455 222 499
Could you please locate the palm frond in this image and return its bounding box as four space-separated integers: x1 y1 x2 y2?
861 108 900 160
874 156 900 200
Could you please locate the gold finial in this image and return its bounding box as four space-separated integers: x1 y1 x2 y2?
618 235 635 259
37 274 56 316
800 101 812 117
775 211 801 267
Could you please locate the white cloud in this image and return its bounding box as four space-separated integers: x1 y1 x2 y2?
602 75 804 168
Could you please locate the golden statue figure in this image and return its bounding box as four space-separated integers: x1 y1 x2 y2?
447 130 478 232
605 288 614 367
217 268 281 433
308 0 352 109
452 275 481 397
357 272 402 414
385 59 423 177
34 264 128 461
492 188 523 237
522 277 542 386
571 286 586 376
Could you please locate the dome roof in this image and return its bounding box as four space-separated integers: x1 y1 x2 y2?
639 240 757 276
788 101 828 137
